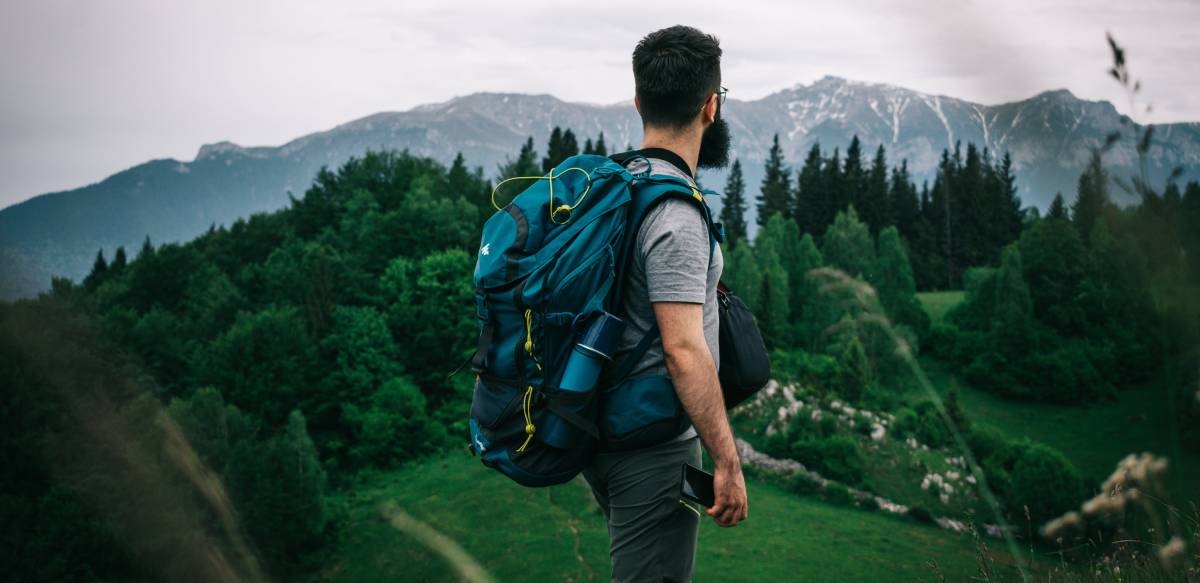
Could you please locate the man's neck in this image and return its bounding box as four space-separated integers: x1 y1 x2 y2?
640 125 701 177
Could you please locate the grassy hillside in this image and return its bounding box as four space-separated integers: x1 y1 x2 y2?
914 292 1199 504
319 453 1032 583
916 291 964 325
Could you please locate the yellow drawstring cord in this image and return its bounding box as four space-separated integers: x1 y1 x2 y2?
515 310 540 454
523 309 541 371
516 385 536 453
490 166 593 224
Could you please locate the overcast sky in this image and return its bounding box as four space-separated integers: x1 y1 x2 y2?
2 0 1197 210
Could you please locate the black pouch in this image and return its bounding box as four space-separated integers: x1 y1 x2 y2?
717 281 771 408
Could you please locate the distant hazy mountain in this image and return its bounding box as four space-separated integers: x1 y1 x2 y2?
2 75 1198 300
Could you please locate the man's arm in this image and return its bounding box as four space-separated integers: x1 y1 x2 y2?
654 301 748 527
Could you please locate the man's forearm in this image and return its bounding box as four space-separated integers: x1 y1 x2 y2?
665 345 739 468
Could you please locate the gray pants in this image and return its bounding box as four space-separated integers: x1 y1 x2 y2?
582 436 702 583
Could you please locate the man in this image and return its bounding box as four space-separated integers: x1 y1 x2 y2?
583 25 748 582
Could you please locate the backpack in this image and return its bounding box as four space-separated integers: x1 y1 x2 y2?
468 153 722 487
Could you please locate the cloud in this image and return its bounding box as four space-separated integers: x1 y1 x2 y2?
1 0 1197 209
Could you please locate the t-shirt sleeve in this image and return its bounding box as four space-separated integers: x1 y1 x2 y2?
638 198 711 304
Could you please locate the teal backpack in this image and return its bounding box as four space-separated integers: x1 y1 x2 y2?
468 153 722 487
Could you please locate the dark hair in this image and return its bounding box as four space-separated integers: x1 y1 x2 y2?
632 25 722 129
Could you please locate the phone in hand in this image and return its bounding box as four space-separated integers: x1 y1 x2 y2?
680 463 715 508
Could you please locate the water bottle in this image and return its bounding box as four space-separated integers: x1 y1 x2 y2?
540 312 625 448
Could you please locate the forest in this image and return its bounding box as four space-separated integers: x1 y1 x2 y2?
2 114 1200 580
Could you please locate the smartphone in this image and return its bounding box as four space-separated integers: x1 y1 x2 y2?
680 463 715 508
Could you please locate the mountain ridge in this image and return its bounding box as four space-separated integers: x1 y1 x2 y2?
2 75 1198 300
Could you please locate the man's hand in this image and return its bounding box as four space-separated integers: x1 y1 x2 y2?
654 301 749 528
708 460 748 527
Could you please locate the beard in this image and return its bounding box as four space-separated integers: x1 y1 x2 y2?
697 107 731 170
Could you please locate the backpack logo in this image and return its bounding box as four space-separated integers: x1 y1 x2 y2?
480 243 490 256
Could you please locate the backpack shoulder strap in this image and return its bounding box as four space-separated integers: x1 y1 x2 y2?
607 174 725 383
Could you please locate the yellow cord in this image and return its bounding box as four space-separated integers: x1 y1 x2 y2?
490 166 593 224
516 385 536 452
523 309 541 371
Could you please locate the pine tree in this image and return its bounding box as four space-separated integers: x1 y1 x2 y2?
836 334 871 402
722 241 761 313
890 160 920 242
873 227 929 338
719 159 749 244
996 152 1023 248
561 129 580 160
754 243 791 348
542 126 580 172
583 138 595 155
795 143 823 236
84 249 109 290
1182 181 1200 280
111 246 128 272
498 137 539 179
594 132 608 156
792 233 828 350
1047 193 1069 220
843 136 867 212
757 134 793 225
821 206 875 280
861 144 890 235
821 147 844 236
138 236 155 260
1072 152 1111 242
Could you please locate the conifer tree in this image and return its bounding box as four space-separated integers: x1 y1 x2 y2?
794 143 823 236
843 136 867 212
561 129 580 160
543 127 564 173
836 334 871 402
84 249 108 290
541 127 579 172
821 206 875 281
583 138 595 155
722 242 761 313
890 160 920 241
757 134 793 226
754 243 791 348
821 147 844 235
498 137 539 179
1182 181 1200 280
1072 152 1111 242
594 132 608 156
1047 193 1069 220
719 159 749 244
111 246 128 272
791 233 828 350
873 226 929 338
861 144 890 235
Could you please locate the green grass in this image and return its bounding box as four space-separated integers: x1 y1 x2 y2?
908 290 1199 507
916 357 1200 505
917 291 965 325
319 453 1034 582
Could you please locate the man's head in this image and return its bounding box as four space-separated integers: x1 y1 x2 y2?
632 25 731 169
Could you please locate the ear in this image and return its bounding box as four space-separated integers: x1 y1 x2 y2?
634 95 642 116
701 93 717 126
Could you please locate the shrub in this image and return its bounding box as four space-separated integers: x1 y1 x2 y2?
770 349 839 393
792 435 865 486
907 505 937 525
785 471 822 496
1007 443 1085 525
966 424 1009 462
892 407 918 439
823 482 857 507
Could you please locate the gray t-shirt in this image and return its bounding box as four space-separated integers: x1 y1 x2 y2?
607 156 724 440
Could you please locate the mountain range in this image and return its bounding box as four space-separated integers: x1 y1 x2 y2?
2 75 1198 300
